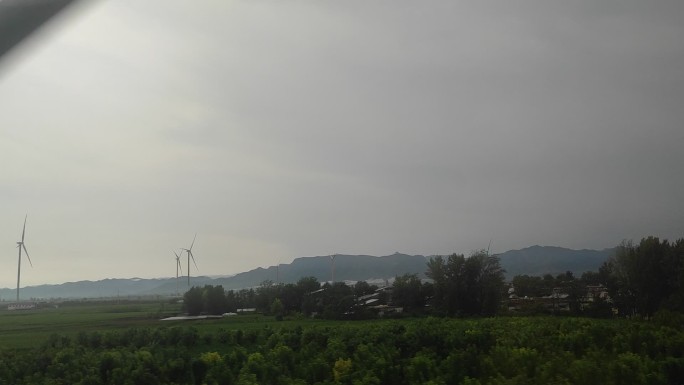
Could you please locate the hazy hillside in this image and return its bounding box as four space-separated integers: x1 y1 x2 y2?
497 245 613 279
0 253 427 300
0 276 214 301
212 253 428 290
0 247 614 300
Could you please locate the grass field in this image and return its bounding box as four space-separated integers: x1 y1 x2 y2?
0 300 387 350
0 301 169 349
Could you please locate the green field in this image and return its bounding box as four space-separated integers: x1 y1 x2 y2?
0 301 172 349
1 301 683 384
0 300 380 350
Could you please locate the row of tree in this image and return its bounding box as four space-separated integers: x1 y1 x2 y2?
601 236 684 317
183 250 507 318
508 271 614 317
503 236 684 318
182 278 384 318
183 236 684 319
419 237 684 318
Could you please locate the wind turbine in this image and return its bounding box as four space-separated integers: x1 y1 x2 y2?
181 234 198 286
329 254 337 284
174 251 183 294
15 215 33 302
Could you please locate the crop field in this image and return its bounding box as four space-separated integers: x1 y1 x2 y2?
1 301 683 384
0 301 169 349
0 300 380 350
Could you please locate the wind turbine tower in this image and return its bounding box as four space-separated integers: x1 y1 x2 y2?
15 215 33 302
329 254 337 284
174 251 183 294
181 234 198 286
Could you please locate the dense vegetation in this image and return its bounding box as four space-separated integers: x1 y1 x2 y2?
600 237 684 317
183 237 684 320
183 251 507 319
426 252 505 316
1 316 683 384
182 277 354 319
2 236 682 384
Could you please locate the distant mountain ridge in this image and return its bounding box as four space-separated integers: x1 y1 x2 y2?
211 253 428 290
0 246 614 300
497 245 614 279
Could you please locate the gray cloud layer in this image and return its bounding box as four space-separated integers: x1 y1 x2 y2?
0 0 682 288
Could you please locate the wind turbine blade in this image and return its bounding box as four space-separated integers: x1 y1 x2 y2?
21 215 27 242
23 244 33 267
190 251 198 271
178 260 183 275
189 233 197 251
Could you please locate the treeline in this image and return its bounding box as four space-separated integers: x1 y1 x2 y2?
183 250 507 319
183 277 382 319
509 270 614 317
601 236 684 317
426 251 505 316
389 237 684 319
504 237 684 318
183 237 684 319
1 317 683 384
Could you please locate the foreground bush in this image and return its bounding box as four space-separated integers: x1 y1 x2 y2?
1 317 682 384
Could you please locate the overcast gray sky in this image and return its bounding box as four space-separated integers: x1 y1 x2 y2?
1 0 682 288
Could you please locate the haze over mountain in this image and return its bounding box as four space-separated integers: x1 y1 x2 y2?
0 246 613 300
497 245 614 279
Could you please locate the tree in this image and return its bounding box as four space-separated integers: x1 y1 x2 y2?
296 277 321 316
271 298 284 320
255 280 277 313
279 283 300 314
602 237 684 317
511 275 547 298
296 276 321 294
426 255 449 313
183 286 204 316
465 251 506 315
183 285 228 315
392 274 425 313
354 281 377 297
426 251 505 316
276 277 322 316
204 285 228 315
581 271 603 286
664 238 684 312
320 282 354 318
225 290 238 313
556 271 583 315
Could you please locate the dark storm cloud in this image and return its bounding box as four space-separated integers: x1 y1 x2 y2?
0 0 682 286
